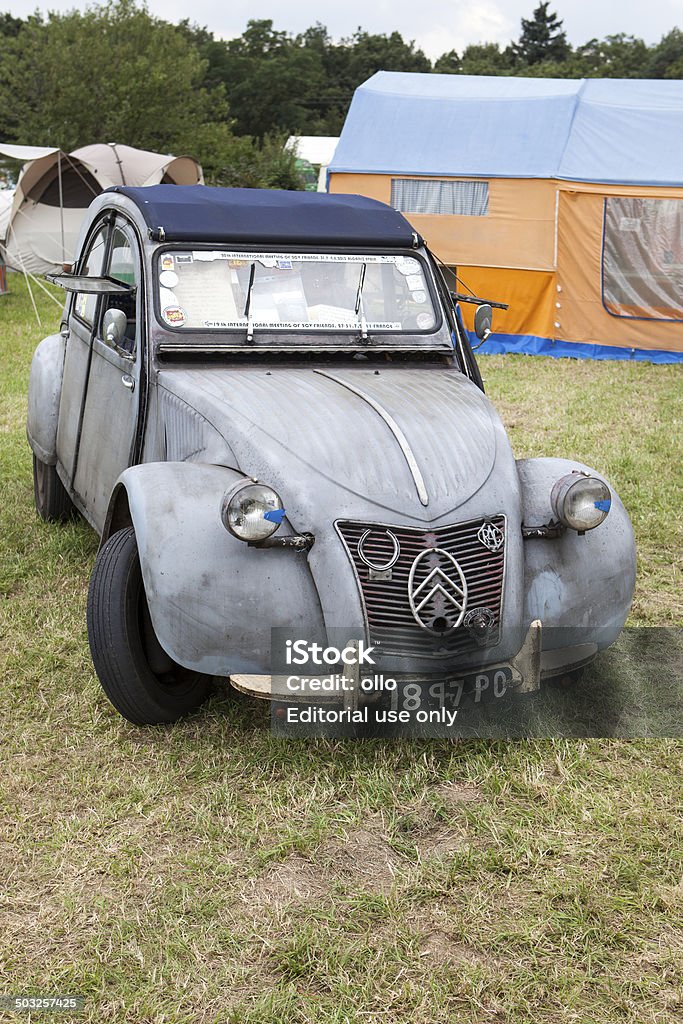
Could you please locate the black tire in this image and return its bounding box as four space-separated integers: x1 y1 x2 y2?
87 527 211 724
33 454 75 522
545 666 587 689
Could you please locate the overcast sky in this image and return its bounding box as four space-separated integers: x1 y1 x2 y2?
4 1 681 58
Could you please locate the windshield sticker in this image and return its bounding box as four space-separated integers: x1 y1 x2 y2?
413 290 427 304
203 320 403 331
406 274 424 291
159 270 179 289
192 251 418 265
277 260 293 270
162 305 187 327
161 254 174 271
396 257 420 275
175 253 193 264
416 312 435 330
191 251 231 261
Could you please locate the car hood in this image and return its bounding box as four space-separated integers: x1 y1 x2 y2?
157 365 512 524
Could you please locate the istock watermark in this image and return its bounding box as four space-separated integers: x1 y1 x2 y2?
269 627 683 739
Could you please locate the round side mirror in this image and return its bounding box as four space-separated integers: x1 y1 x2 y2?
102 308 127 348
473 303 493 342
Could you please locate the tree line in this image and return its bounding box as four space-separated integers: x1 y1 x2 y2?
0 1 681 188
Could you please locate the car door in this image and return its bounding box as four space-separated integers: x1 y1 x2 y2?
60 215 145 531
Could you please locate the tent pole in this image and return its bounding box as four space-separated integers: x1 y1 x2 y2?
57 150 65 264
7 219 42 327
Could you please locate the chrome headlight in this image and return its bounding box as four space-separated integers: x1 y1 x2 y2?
220 482 285 542
551 473 611 532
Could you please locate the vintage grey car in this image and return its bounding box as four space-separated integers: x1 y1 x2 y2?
27 185 636 725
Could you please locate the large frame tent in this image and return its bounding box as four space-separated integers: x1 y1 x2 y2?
328 73 683 363
0 142 203 276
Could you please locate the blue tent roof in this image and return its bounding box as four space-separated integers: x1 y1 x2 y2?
330 73 683 187
107 184 419 246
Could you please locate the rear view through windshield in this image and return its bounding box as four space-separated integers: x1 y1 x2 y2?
156 251 438 334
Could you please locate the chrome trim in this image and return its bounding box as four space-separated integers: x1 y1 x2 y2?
478 520 505 552
407 548 468 632
334 514 508 660
313 369 429 506
357 528 400 571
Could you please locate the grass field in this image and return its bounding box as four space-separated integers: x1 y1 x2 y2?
1 272 681 1023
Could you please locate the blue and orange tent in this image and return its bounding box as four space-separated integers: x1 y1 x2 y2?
329 73 683 363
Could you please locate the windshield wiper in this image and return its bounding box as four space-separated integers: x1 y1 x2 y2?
354 263 370 344
243 262 256 344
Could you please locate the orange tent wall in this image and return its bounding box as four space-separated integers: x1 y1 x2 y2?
329 173 557 269
328 171 683 357
555 186 683 355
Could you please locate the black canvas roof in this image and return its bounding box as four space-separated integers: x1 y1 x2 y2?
107 184 420 248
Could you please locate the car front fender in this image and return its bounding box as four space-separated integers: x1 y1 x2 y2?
27 333 65 465
517 457 636 649
106 462 326 676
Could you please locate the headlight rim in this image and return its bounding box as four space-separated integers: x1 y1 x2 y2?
220 480 285 543
550 471 611 533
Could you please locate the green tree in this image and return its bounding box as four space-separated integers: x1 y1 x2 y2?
187 20 433 139
460 43 515 75
512 3 570 66
0 0 228 153
209 132 304 190
646 28 683 78
433 49 462 74
342 28 431 82
218 20 325 138
569 34 650 78
0 12 23 37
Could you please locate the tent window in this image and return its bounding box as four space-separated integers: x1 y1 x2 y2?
603 197 683 321
391 179 489 216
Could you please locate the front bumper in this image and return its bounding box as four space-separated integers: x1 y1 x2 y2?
229 621 563 704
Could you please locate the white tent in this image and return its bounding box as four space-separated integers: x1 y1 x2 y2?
0 188 14 295
286 136 338 192
0 189 13 243
0 142 203 275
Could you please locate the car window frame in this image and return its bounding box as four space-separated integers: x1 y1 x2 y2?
71 218 113 331
99 217 142 361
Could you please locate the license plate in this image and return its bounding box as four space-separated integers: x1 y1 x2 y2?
393 667 514 715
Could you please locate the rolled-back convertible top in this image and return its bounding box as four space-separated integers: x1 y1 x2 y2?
106 184 421 248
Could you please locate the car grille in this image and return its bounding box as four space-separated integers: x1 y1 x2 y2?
336 516 506 658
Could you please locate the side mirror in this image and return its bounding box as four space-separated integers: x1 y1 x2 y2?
474 303 493 342
103 308 127 349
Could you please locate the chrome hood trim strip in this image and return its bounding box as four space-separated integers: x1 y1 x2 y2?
314 368 429 506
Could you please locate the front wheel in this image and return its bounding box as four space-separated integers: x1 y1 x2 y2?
87 527 211 724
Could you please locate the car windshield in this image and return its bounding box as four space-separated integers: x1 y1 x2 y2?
156 251 439 335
